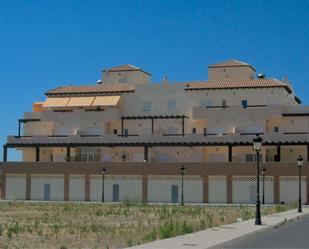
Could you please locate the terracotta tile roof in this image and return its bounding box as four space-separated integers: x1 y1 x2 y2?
45 83 135 96
103 64 151 75
184 79 292 93
208 59 256 71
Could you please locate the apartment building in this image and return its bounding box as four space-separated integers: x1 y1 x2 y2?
1 60 308 204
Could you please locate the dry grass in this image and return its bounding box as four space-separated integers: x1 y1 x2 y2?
0 201 296 249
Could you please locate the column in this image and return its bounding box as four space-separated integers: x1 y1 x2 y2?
66 146 71 161
18 120 21 137
274 176 280 204
64 174 69 201
307 144 309 162
26 174 31 200
203 175 209 203
228 145 233 162
307 176 309 205
276 146 281 162
142 175 148 203
35 147 40 162
85 174 90 201
226 175 233 203
144 146 148 162
3 145 7 162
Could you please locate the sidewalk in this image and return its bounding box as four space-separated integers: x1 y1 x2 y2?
129 207 309 249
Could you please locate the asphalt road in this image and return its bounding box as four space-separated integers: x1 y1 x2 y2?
220 214 309 249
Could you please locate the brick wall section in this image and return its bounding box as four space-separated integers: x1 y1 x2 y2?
26 174 31 200
0 162 309 202
142 175 148 203
64 174 69 201
226 175 233 203
274 176 280 204
85 174 90 201
203 175 208 203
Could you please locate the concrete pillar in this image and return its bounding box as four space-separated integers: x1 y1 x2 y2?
274 176 280 204
227 175 233 203
307 144 309 162
182 117 185 136
203 175 209 203
64 174 69 201
26 174 31 200
85 174 90 201
276 146 281 162
142 175 148 203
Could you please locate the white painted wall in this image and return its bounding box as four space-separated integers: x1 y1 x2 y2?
208 176 227 203
232 176 274 204
280 176 307 204
148 176 203 203
5 174 26 200
90 175 142 202
31 175 64 201
69 175 85 201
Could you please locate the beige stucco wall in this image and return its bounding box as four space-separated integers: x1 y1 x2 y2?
31 175 64 201
102 70 150 84
208 176 227 203
5 174 26 200
208 66 255 81
148 176 203 203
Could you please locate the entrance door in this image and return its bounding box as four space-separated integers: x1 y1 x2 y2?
112 184 119 202
44 184 51 201
171 185 179 203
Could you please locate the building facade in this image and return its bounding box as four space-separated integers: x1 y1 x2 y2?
1 60 309 204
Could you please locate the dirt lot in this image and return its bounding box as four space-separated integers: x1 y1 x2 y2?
0 201 295 249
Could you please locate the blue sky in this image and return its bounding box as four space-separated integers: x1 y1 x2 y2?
0 0 308 161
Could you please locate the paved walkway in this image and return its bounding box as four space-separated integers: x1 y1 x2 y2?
129 207 309 249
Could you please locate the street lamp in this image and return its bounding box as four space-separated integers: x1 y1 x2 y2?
253 134 263 225
180 165 186 206
261 167 266 205
101 167 106 202
297 155 303 213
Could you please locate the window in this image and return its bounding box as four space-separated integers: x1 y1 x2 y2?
192 128 196 134
124 129 128 137
113 129 118 135
246 154 262 162
75 148 101 162
241 100 248 109
274 127 279 132
143 101 152 112
167 100 176 112
203 128 207 135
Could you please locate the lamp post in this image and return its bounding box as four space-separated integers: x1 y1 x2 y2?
180 165 186 206
101 167 106 202
253 134 263 225
297 155 303 213
261 167 266 205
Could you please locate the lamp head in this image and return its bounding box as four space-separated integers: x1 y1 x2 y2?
180 165 186 174
253 134 263 152
297 155 304 167
101 168 106 175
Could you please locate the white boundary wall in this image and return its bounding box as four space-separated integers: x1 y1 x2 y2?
69 175 85 201
280 176 307 204
90 175 142 202
31 174 64 201
5 174 26 200
148 175 203 203
208 176 227 203
232 176 274 204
